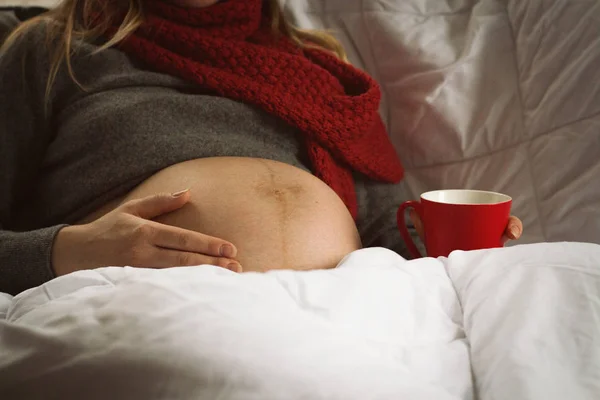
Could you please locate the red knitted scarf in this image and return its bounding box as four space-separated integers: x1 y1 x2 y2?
107 0 403 218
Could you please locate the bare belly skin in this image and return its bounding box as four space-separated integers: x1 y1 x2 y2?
79 157 362 272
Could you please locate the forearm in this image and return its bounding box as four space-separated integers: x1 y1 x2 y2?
0 226 66 295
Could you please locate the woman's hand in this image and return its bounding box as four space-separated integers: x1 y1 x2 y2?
501 216 524 244
52 189 242 276
409 210 523 244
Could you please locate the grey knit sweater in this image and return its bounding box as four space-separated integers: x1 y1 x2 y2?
0 21 413 295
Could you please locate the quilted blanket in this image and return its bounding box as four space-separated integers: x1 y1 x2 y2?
2 243 599 399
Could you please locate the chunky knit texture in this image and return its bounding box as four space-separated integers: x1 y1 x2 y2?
105 0 404 218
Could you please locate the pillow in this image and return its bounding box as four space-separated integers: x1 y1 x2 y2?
280 0 600 246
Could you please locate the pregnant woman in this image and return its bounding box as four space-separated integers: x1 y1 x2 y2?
0 0 522 295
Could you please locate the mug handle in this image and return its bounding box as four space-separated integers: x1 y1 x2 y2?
396 201 425 259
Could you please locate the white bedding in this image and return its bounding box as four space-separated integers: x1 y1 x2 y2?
1 243 599 399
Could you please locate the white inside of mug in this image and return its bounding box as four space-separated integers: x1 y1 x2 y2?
421 189 512 205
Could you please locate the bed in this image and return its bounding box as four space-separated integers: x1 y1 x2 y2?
1 244 599 399
1 1 600 398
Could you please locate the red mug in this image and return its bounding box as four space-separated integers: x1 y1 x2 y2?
397 189 512 258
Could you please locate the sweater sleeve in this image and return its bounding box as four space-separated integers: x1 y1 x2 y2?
0 23 67 295
354 175 425 260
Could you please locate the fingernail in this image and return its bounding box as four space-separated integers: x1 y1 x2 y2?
220 244 235 258
510 226 520 239
171 188 190 198
227 263 241 273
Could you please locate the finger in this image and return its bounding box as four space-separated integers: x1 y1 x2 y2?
409 209 425 242
123 189 191 220
502 216 523 244
149 247 242 272
149 223 238 259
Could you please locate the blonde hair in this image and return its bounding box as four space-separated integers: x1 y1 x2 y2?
2 0 347 101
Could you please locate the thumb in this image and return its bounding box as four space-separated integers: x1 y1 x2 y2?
124 189 191 220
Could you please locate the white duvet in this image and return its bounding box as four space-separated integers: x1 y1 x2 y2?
1 243 599 399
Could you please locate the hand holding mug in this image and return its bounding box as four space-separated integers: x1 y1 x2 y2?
409 211 522 246
397 190 523 258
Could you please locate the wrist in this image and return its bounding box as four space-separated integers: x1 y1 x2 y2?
51 224 89 276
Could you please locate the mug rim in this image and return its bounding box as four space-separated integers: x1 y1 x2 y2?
420 189 512 205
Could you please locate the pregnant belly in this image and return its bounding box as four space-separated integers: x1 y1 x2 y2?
80 157 362 272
